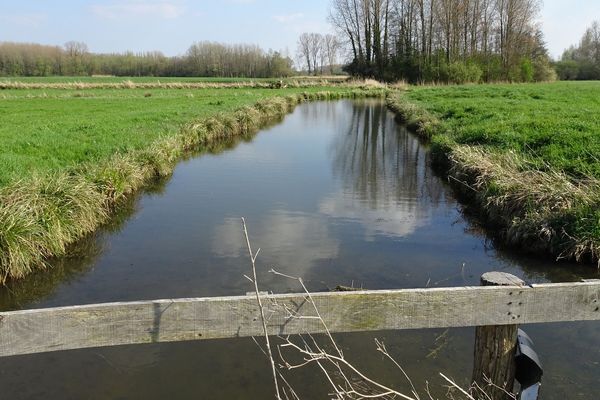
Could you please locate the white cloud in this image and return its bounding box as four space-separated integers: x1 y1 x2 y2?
272 13 304 23
212 212 339 276
319 192 426 241
91 1 185 20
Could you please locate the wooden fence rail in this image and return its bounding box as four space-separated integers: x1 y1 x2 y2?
0 279 599 358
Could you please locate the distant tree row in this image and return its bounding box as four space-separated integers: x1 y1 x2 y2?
0 41 294 78
555 21 600 80
327 0 555 83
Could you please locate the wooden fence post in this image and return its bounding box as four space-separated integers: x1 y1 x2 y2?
472 272 525 400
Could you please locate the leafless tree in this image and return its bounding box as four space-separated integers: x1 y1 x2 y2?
323 34 342 74
297 33 314 74
329 0 546 82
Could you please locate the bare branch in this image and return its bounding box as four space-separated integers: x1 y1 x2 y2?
241 217 282 400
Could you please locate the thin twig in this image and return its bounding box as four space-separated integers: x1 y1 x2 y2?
439 373 475 400
242 217 281 400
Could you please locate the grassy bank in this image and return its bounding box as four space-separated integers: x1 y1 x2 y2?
0 83 386 282
387 82 600 265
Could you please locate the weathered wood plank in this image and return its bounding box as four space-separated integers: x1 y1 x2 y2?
0 281 599 357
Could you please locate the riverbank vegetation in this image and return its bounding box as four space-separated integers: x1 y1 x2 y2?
387 81 600 265
0 82 386 282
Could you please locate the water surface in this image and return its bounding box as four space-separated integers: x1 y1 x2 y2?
1 100 598 399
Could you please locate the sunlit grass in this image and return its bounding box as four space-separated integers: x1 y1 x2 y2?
0 86 355 186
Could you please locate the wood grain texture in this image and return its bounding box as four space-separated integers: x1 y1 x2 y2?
0 280 599 357
473 324 518 399
481 272 526 287
473 273 524 399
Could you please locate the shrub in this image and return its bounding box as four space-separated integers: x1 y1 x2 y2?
520 59 534 82
447 62 483 84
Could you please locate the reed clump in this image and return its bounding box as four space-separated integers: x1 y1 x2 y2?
448 147 600 263
0 174 108 281
0 88 387 282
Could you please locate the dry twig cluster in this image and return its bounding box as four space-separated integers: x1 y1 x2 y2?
240 219 514 400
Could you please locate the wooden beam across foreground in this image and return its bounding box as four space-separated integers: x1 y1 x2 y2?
0 280 598 357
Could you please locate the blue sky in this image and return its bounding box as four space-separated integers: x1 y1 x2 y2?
0 0 598 59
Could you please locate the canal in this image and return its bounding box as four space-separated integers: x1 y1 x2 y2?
0 99 598 399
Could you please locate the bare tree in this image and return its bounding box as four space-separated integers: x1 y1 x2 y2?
308 33 324 74
323 34 341 74
64 41 89 75
297 33 326 75
297 33 313 74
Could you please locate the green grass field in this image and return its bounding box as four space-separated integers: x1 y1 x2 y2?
389 81 600 264
0 76 267 83
405 82 600 178
0 86 352 186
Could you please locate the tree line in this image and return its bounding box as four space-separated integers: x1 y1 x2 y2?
0 41 294 78
555 21 600 80
327 0 555 83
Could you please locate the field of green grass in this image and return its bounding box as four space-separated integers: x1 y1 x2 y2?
0 86 352 186
388 81 600 265
406 82 600 178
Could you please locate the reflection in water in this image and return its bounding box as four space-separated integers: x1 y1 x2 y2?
0 100 598 399
321 101 449 240
212 212 340 278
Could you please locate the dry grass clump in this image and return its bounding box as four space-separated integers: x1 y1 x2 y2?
234 106 262 134
448 146 600 263
388 80 409 90
344 78 388 90
386 95 440 139
0 88 386 282
0 78 354 91
83 154 149 202
0 175 107 282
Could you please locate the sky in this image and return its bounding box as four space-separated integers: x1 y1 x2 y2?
0 0 598 60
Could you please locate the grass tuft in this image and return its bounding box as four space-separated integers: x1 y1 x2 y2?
448 147 600 263
0 174 108 282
